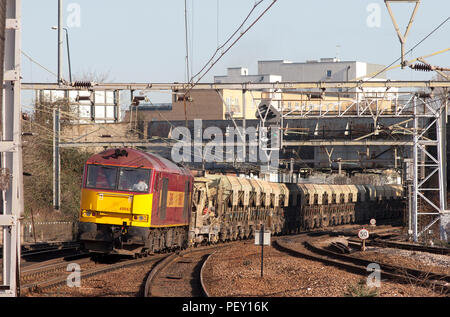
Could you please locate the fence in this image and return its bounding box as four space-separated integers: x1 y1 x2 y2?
0 221 77 244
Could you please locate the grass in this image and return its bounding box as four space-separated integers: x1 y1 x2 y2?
344 279 379 297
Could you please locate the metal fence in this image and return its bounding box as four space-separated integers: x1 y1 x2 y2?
22 221 76 243
0 221 77 244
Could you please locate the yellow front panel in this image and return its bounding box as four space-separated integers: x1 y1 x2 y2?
99 193 134 213
81 190 132 213
131 193 153 215
80 189 153 228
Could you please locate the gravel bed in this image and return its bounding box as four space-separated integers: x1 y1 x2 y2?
202 241 445 297
150 252 209 297
352 247 450 276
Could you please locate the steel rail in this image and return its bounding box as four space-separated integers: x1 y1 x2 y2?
20 253 166 295
144 244 232 297
304 240 450 284
273 237 449 294
353 238 450 256
199 251 216 297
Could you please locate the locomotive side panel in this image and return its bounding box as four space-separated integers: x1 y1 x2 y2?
150 172 192 227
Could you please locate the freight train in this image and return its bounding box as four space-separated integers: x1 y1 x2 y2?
78 148 404 256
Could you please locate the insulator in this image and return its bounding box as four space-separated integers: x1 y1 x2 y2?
72 81 93 88
410 63 432 72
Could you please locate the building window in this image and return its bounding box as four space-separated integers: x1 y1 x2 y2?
327 70 332 78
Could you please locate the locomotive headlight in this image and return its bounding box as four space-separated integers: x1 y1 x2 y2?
82 210 96 217
133 215 148 222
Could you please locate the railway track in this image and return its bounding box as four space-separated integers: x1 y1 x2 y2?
21 253 92 287
355 239 450 256
0 241 81 261
144 244 233 297
0 242 85 287
273 234 449 295
20 253 168 296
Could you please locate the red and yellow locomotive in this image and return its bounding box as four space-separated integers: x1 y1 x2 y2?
78 148 193 255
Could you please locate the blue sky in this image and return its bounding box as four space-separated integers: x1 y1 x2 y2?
21 0 450 105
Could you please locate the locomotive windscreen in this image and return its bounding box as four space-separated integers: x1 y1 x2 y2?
85 164 152 193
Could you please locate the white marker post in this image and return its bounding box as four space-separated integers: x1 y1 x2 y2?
255 225 271 277
358 228 370 251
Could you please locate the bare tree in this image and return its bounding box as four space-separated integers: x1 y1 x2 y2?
73 69 112 83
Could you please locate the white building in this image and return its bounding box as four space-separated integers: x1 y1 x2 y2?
257 58 387 82
214 67 281 84
36 89 121 123
214 58 398 99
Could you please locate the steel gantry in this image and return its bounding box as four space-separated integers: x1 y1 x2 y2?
268 88 449 242
1 0 23 297
411 95 448 241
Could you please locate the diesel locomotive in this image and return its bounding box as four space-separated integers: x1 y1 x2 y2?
78 148 193 255
78 148 404 256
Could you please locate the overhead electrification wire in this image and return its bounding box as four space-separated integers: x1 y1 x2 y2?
184 0 191 82
21 50 58 79
190 0 195 76
180 0 278 118
179 0 278 127
216 0 220 48
363 16 450 85
188 0 270 87
343 15 450 95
